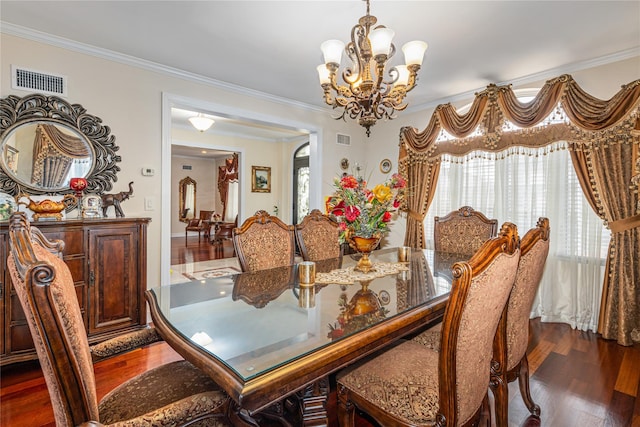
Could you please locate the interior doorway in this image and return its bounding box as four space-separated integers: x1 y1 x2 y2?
292 142 310 224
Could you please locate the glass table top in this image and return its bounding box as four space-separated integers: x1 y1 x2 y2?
148 248 463 381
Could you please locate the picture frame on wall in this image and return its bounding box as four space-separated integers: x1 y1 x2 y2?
380 158 392 174
251 166 271 193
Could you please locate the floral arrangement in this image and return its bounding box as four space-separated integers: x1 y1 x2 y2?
327 172 406 243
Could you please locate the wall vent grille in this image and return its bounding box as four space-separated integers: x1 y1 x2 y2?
336 133 351 146
12 66 67 96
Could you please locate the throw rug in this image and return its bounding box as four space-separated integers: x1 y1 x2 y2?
183 266 241 281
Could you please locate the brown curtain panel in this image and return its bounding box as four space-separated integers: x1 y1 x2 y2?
400 74 640 345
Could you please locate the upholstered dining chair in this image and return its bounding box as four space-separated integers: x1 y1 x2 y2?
434 205 498 255
232 210 296 272
337 222 520 427
412 218 550 425
185 217 208 242
295 209 341 261
6 212 232 427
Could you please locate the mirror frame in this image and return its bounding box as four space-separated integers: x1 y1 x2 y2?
0 93 121 199
179 176 196 223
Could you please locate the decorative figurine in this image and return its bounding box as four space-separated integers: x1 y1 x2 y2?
100 181 134 218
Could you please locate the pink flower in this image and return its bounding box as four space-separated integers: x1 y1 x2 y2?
339 222 347 231
345 206 361 222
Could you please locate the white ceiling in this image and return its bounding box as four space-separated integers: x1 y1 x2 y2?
1 1 639 142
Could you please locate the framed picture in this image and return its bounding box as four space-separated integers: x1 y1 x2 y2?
380 158 392 174
251 166 271 193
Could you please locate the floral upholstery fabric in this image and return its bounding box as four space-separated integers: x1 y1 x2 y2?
296 211 340 261
434 208 497 256
235 221 294 272
506 240 549 371
90 327 162 361
8 243 100 426
411 323 442 351
99 360 230 426
337 341 441 425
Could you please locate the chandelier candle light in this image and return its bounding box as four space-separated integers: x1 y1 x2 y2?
318 0 428 136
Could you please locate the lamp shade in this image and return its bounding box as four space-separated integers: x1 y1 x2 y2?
402 40 428 66
188 114 215 132
321 39 345 65
394 65 410 87
317 65 331 85
369 27 395 57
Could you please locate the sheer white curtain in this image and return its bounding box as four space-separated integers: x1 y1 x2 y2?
424 143 608 332
225 180 239 222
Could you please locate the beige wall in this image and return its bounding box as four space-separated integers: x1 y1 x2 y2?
2 32 638 284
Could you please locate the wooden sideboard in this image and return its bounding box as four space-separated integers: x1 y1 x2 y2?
0 217 150 366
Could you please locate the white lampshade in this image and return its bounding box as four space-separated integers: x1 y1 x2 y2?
369 27 395 57
321 39 345 65
402 40 428 66
188 114 214 132
317 64 331 85
394 65 410 87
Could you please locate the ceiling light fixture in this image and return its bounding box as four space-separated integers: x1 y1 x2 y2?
188 114 215 132
318 0 427 137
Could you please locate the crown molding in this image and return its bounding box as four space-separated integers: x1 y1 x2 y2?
1 21 327 114
407 46 640 113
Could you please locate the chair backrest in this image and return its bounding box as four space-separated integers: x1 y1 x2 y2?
232 210 295 272
506 217 550 371
199 210 215 221
434 206 498 255
295 209 341 261
438 222 520 426
6 212 99 426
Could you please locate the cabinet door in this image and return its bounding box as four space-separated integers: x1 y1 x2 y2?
88 227 139 334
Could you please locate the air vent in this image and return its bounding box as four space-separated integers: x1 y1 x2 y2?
336 133 351 146
182 165 192 170
12 66 67 96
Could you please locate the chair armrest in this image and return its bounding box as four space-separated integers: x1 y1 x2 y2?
78 422 105 427
90 327 162 362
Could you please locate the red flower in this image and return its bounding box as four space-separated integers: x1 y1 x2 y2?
345 206 361 222
340 175 359 189
393 199 400 208
339 222 347 231
382 211 392 222
331 200 346 216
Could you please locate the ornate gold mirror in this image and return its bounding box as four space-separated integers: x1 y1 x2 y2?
179 176 196 223
0 93 121 200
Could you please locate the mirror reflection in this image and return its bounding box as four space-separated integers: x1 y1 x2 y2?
179 176 196 222
1 121 93 191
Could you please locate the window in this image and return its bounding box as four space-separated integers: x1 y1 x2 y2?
424 143 609 331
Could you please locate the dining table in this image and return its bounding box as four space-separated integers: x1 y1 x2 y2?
145 247 466 426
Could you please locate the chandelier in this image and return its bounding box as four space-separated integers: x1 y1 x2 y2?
317 0 427 136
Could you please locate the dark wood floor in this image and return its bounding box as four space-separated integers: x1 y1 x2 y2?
171 234 236 265
1 319 638 427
